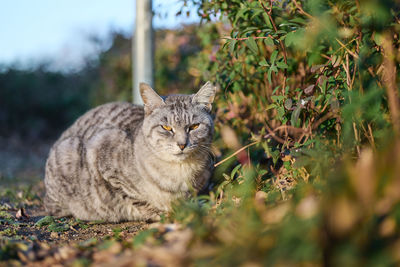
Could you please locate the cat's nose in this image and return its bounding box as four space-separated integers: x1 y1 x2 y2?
177 143 186 151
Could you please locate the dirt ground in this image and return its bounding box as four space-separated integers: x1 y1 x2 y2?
0 205 148 245
0 137 149 246
0 180 156 266
0 140 192 266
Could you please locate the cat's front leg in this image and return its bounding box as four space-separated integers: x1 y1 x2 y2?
115 199 164 222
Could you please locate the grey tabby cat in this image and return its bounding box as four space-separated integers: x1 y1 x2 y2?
44 82 216 222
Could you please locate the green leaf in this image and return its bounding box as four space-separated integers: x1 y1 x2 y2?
270 50 278 64
291 106 302 127
262 13 273 28
133 228 158 248
35 216 55 227
250 9 264 20
373 32 383 45
245 38 259 54
285 29 306 48
266 103 277 110
229 39 237 55
271 95 285 102
290 17 307 24
0 211 12 220
234 4 247 24
276 61 288 69
231 164 242 180
267 68 273 84
264 37 275 46
277 106 285 119
48 223 69 232
271 150 280 165
259 59 270 67
223 173 231 181
242 27 259 34
285 32 295 46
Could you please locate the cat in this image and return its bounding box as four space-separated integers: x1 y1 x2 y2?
44 82 216 222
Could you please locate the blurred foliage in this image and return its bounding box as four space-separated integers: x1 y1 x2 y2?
0 66 95 139
89 25 204 105
168 140 400 266
0 26 203 139
166 0 400 265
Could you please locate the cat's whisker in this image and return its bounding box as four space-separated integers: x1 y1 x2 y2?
196 145 216 163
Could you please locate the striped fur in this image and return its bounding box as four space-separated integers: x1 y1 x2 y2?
44 83 216 222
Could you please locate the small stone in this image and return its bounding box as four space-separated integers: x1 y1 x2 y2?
58 246 77 260
50 232 59 239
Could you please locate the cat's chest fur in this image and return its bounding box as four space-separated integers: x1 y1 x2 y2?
133 132 208 210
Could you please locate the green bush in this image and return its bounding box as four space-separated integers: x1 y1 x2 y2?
0 27 204 139
0 66 94 139
165 0 400 265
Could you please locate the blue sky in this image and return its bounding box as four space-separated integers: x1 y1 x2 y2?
0 0 199 69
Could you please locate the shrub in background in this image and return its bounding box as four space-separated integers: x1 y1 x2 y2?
165 0 400 265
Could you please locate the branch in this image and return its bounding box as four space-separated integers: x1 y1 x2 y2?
258 0 272 15
214 141 260 167
223 36 271 41
258 0 288 65
264 124 286 143
292 0 313 19
312 112 340 130
335 38 359 59
382 33 400 135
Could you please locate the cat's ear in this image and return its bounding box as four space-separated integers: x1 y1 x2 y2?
140 83 165 115
192 81 216 111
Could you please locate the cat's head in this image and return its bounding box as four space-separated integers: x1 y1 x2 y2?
139 82 216 162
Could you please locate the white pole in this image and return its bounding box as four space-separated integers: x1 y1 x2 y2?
133 0 153 105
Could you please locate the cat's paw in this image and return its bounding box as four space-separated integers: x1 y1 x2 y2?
145 214 162 223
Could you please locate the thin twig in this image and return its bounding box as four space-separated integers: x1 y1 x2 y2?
292 0 313 18
214 141 260 167
360 122 375 149
343 54 352 90
382 33 400 135
335 38 359 59
312 112 339 130
223 36 271 41
265 124 287 144
272 125 306 133
367 124 376 149
353 122 361 156
258 0 272 15
215 122 316 168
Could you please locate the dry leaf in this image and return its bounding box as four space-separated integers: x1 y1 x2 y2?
304 85 315 95
16 208 29 220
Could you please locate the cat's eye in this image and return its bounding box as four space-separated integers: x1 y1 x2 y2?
189 124 200 131
161 125 173 131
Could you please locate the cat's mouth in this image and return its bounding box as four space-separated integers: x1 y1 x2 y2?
174 151 192 158
173 146 196 157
